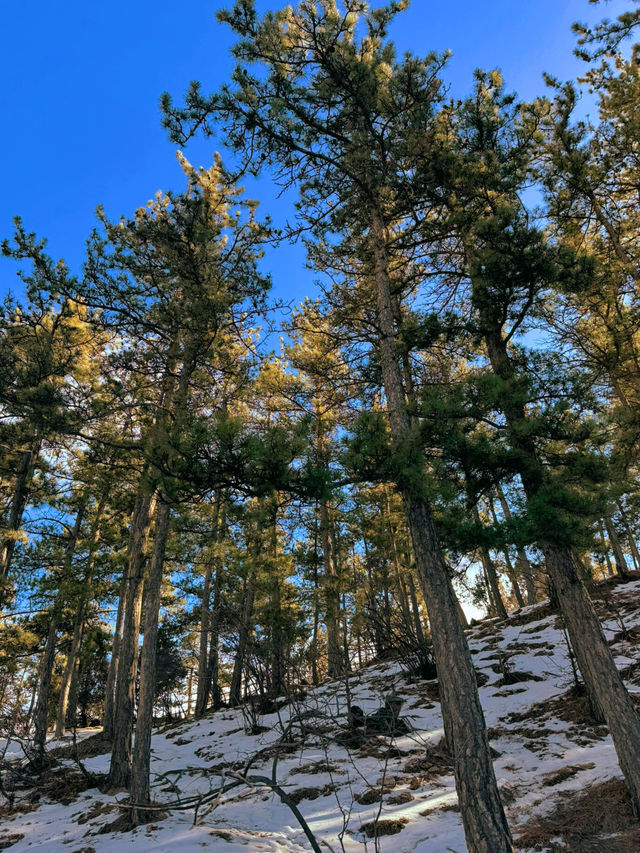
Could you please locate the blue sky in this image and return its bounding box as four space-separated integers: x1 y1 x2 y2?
0 0 629 308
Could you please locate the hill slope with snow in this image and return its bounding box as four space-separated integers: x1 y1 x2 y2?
3 576 640 853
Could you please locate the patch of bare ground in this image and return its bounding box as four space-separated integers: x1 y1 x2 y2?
0 835 24 850
506 685 608 739
290 760 345 776
0 796 39 819
620 660 640 688
355 783 395 805
288 784 334 805
40 766 96 805
515 779 640 852
403 746 454 777
506 602 558 628
49 732 110 760
360 817 408 837
76 800 118 826
541 763 596 787
611 624 640 645
387 790 413 804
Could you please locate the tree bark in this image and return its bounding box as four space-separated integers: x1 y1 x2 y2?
130 498 171 823
496 484 537 605
195 559 213 717
107 489 156 789
195 497 222 717
482 324 640 817
33 503 85 767
229 572 256 706
617 500 640 571
32 620 58 769
598 519 615 577
206 561 223 709
319 500 342 678
0 429 42 583
488 497 525 608
54 606 84 739
102 566 128 741
604 515 630 579
474 507 508 619
55 494 106 738
406 573 427 646
370 209 513 852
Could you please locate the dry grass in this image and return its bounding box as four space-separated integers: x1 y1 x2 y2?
515 780 640 852
288 784 334 805
290 760 344 776
541 763 595 788
39 767 94 805
359 817 408 837
48 732 110 760
0 834 24 850
387 791 413 804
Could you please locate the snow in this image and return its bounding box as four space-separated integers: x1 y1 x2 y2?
4 578 640 853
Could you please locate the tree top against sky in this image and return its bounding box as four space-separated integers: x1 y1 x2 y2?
0 0 631 305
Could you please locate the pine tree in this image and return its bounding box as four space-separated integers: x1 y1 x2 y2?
163 4 514 848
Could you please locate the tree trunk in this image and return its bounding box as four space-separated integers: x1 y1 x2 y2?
474 507 508 619
107 489 156 789
195 497 222 717
32 620 58 769
0 430 42 584
33 503 85 766
598 519 614 577
618 500 640 571
488 497 525 608
370 210 513 852
130 498 171 824
186 669 194 717
66 657 81 730
504 549 525 608
56 494 106 738
407 573 427 646
102 566 128 741
195 559 213 717
496 484 537 605
270 575 285 697
206 562 223 709
269 502 286 698
229 572 256 706
604 515 630 579
319 500 342 678
54 607 84 739
483 325 640 817
311 539 321 686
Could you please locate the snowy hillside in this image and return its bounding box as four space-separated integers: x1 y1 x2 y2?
3 576 640 853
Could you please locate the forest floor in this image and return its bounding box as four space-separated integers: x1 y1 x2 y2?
3 575 640 853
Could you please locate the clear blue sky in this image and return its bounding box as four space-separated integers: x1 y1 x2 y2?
0 0 629 306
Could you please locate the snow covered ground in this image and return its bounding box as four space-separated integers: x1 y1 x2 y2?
3 577 640 853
